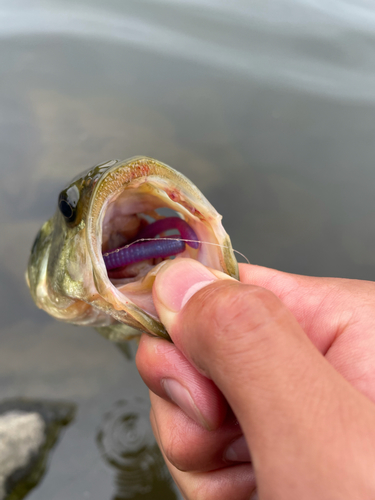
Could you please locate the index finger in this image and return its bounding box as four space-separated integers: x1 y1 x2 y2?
239 263 375 353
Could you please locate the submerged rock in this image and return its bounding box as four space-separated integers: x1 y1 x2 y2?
0 399 76 500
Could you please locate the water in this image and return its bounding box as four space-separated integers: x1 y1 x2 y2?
1 0 375 497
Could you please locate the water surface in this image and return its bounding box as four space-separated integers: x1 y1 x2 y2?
2 1 375 498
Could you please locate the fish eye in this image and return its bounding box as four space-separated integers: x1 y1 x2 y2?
58 197 75 221
58 185 80 223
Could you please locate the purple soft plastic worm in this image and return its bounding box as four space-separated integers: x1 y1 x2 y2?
103 239 186 270
135 217 199 249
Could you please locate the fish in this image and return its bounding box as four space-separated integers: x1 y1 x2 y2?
26 157 238 342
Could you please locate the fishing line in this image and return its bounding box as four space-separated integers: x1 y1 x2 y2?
104 237 250 264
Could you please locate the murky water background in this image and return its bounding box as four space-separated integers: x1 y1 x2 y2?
2 0 375 497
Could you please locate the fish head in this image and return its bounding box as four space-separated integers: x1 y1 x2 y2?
27 160 117 327
27 157 239 340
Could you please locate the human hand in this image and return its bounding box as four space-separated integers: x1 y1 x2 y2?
136 259 375 499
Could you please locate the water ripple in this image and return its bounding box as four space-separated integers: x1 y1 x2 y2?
97 398 177 499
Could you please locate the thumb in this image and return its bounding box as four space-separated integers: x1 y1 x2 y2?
153 259 371 498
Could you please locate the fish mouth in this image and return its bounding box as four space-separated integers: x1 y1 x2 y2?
85 157 237 336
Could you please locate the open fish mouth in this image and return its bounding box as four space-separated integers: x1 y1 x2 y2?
27 157 238 341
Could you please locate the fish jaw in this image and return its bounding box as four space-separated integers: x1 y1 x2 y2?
86 157 238 337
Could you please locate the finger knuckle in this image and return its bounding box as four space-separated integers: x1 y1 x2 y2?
162 429 194 472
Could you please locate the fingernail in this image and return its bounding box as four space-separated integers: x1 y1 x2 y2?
224 435 251 463
155 259 218 312
162 378 212 430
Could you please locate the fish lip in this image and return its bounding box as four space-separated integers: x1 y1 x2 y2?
83 156 197 335
85 157 150 332
84 156 238 336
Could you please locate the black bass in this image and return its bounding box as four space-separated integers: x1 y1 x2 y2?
26 157 238 341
